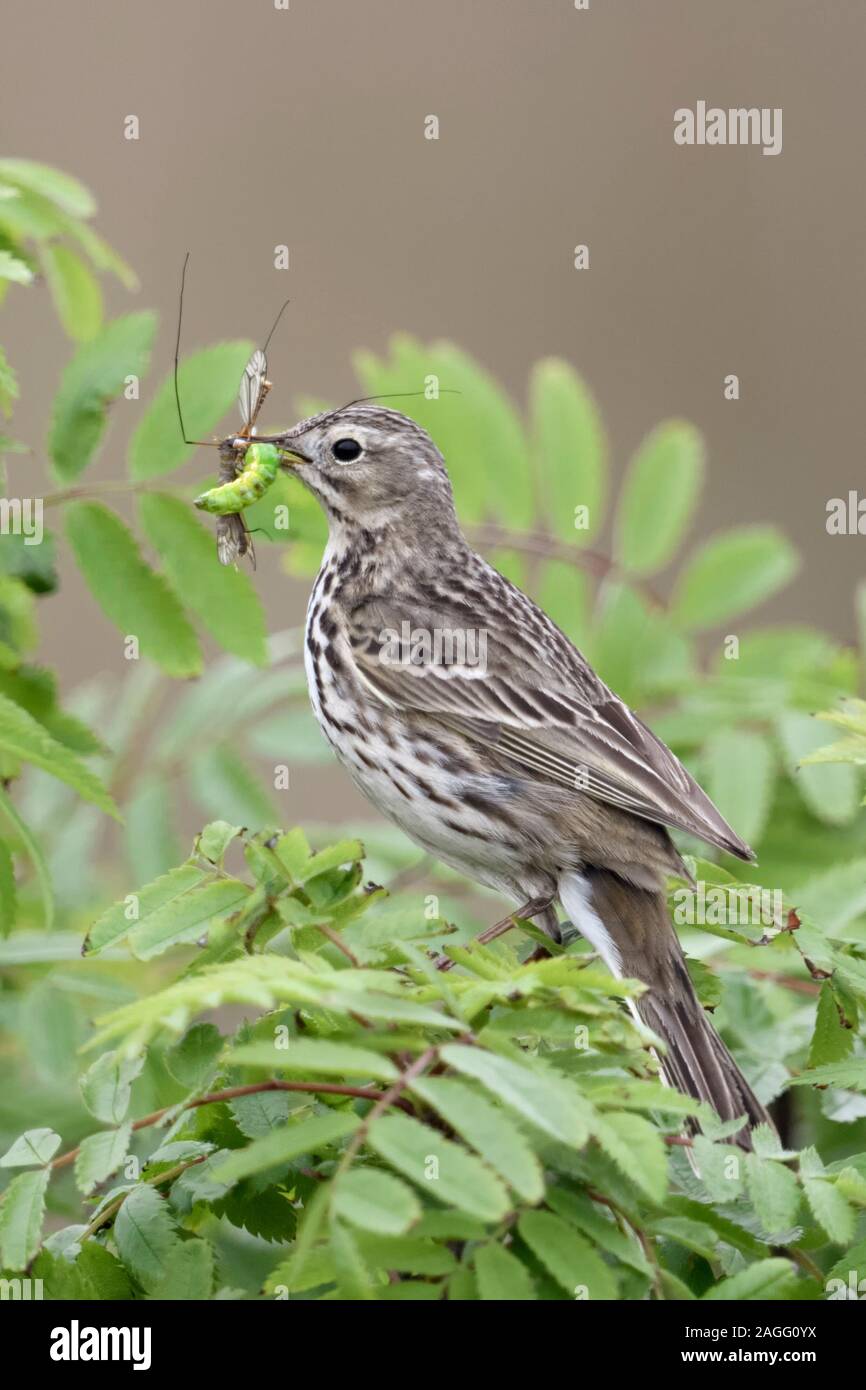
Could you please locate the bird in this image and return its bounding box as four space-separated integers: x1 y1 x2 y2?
273 402 772 1147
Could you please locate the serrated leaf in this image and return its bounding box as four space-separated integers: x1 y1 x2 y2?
474 1241 535 1300
530 358 606 542
614 421 703 576
0 1127 61 1167
0 691 118 817
411 1076 544 1202
113 1183 181 1291
129 340 253 480
148 1236 213 1300
0 1168 49 1269
42 243 102 342
65 502 202 677
744 1153 801 1236
803 1175 855 1244
197 821 244 865
211 1111 361 1185
672 526 799 631
80 1050 144 1124
808 983 854 1069
518 1209 617 1299
691 1136 744 1202
85 861 208 955
138 494 267 665
332 1168 421 1236
592 1111 668 1202
165 1023 224 1089
440 1044 592 1148
354 1231 457 1277
788 1060 866 1090
229 1038 399 1083
367 1112 511 1222
48 312 156 479
74 1123 132 1195
702 1257 798 1300
128 877 249 960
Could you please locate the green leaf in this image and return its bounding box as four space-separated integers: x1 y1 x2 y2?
367 1112 511 1222
0 785 53 928
165 1023 224 1089
808 983 854 1069
0 1167 50 1269
0 346 18 417
690 1136 744 1202
744 1153 801 1237
0 837 16 936
42 243 103 341
128 878 249 960
138 494 267 665
74 1123 132 1195
803 1175 855 1244
296 839 365 883
197 820 244 865
0 690 118 817
0 1127 61 1167
411 1076 544 1202
229 1039 399 1083
592 1111 668 1203
129 340 253 480
0 159 96 217
113 1183 181 1291
475 1241 535 1300
353 1232 457 1277
85 862 207 955
65 502 202 677
530 359 606 542
788 1060 866 1090
80 1050 144 1124
439 1044 592 1148
147 1237 213 1300
702 1257 798 1300
671 526 799 631
0 250 34 285
332 1168 421 1235
48 312 156 479
211 1111 361 1185
517 1210 617 1299
614 421 703 576
702 728 774 848
777 711 859 826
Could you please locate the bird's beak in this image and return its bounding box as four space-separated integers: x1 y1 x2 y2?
278 448 309 469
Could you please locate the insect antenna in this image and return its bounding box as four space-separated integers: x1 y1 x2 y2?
261 297 291 354
174 252 218 448
336 389 463 410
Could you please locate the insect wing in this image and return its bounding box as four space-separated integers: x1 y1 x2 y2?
237 348 268 432
216 513 254 569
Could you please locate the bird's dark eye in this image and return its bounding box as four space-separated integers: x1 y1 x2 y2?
332 438 362 463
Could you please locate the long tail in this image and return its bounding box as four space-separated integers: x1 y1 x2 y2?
559 867 772 1149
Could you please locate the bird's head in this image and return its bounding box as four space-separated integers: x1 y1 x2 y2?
275 404 457 536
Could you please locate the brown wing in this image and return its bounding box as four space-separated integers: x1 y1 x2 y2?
344 592 753 860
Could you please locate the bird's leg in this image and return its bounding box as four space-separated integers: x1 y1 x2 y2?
435 893 557 972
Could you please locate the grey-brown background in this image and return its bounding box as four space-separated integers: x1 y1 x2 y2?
3 1 864 710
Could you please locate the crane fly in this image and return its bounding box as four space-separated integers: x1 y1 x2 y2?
174 253 289 567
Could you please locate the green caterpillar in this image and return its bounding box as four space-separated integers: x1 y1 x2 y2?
194 441 281 516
